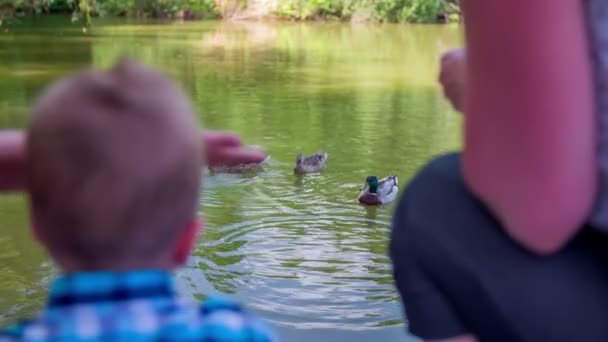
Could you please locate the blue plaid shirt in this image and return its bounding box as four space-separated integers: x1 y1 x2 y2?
0 270 275 341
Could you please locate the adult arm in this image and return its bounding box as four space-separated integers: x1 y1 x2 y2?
202 130 266 167
461 0 596 254
0 130 267 192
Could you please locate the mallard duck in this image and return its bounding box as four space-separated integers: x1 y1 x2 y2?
294 152 328 174
209 156 270 173
358 175 398 205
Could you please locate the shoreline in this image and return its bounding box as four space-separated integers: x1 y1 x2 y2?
0 13 460 26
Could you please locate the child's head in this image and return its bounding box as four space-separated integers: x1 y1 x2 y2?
26 59 204 272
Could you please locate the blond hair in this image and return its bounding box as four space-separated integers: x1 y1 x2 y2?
27 59 203 268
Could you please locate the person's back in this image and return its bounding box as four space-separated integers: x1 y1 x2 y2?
0 59 274 341
586 0 608 230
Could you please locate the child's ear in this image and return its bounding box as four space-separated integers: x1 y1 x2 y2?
173 218 203 267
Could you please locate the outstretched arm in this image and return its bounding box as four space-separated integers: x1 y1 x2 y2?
0 130 267 192
461 0 596 254
202 130 266 167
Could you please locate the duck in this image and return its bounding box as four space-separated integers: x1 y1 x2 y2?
294 152 328 174
209 156 270 173
358 175 399 205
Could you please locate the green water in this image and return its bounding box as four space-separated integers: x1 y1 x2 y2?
0 17 462 341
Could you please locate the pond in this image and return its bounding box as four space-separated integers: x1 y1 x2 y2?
0 17 462 342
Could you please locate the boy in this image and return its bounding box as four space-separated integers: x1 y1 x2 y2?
0 59 274 341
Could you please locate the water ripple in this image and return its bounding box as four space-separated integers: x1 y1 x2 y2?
189 169 401 330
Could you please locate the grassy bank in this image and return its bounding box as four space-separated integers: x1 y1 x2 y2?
0 0 460 24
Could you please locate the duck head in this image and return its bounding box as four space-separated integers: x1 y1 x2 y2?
366 176 379 193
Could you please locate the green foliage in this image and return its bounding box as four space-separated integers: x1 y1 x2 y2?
96 0 135 16
372 0 446 23
97 0 217 19
0 0 459 23
69 0 97 25
273 0 459 23
0 0 219 21
275 0 358 20
0 0 55 21
157 0 218 19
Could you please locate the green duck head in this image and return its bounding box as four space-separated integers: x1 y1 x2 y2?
366 176 379 194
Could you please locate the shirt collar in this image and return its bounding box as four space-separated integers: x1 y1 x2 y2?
48 269 175 307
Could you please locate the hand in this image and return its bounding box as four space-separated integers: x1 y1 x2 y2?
439 48 467 112
203 130 267 167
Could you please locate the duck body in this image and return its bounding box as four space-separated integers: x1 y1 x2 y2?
294 152 328 174
358 175 399 205
209 156 270 173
